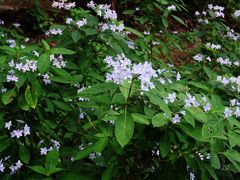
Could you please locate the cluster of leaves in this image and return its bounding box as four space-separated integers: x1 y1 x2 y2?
0 0 240 180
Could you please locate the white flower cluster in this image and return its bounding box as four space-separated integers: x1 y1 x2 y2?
217 75 240 93
12 59 37 73
6 70 18 83
208 4 225 18
52 0 76 10
76 86 89 102
6 39 16 48
5 121 30 139
205 43 221 50
42 73 51 85
9 160 23 175
224 107 240 118
193 53 205 62
167 5 177 11
165 92 177 104
66 17 87 28
234 10 240 18
40 139 60 155
0 20 4 25
226 28 240 41
104 54 157 91
48 28 63 35
87 1 117 20
196 151 210 160
230 99 240 107
193 53 240 67
99 22 125 33
50 54 66 68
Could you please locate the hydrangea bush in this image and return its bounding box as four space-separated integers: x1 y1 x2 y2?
1 0 240 179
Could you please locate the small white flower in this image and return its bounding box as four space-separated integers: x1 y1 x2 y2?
40 147 48 155
167 5 177 11
224 107 233 118
5 121 12 130
23 124 30 136
203 103 211 112
176 72 181 81
10 130 23 138
172 114 181 124
167 92 176 103
0 160 5 172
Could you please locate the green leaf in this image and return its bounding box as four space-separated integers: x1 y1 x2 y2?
28 165 48 175
187 107 212 122
52 100 72 111
0 137 11 153
152 113 169 127
19 145 30 164
125 27 144 38
211 153 220 169
228 131 240 148
224 149 240 171
50 48 76 55
2 89 16 105
77 83 117 97
94 137 108 152
131 113 150 125
42 40 50 50
102 162 115 180
171 15 185 26
71 31 81 43
162 18 169 28
145 91 171 118
45 149 59 173
122 9 135 15
38 53 50 73
25 86 38 108
160 132 170 157
74 144 95 161
115 112 134 147
120 80 135 101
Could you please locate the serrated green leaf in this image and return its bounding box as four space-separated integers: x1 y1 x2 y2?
38 53 50 73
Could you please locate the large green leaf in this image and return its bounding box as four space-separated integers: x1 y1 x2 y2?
45 149 59 173
152 113 169 127
50 48 76 55
38 53 50 73
115 112 134 147
19 145 30 164
2 89 16 105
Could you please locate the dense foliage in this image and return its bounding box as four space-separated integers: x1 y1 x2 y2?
1 0 240 179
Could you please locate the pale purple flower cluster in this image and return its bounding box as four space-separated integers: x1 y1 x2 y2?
205 43 221 50
52 0 76 10
50 54 66 68
0 20 4 25
87 1 117 20
6 39 16 48
172 114 181 124
9 160 23 175
5 121 30 139
226 28 240 41
208 4 225 18
14 60 37 73
99 22 125 33
234 10 240 18
104 54 157 91
42 73 51 85
6 70 18 83
217 75 240 93
40 139 60 155
48 28 63 35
